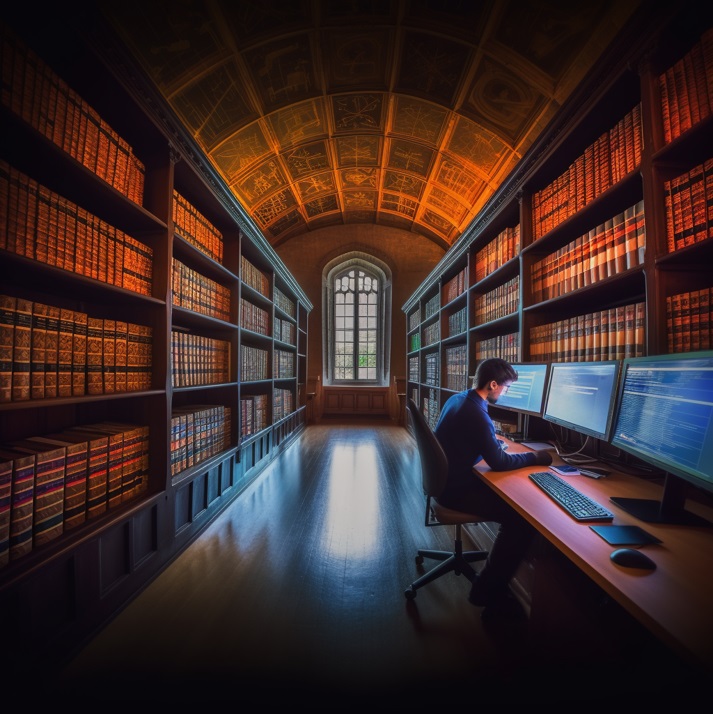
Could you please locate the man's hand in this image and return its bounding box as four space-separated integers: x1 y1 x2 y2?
533 450 553 466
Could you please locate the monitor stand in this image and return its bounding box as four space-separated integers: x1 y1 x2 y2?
610 474 712 527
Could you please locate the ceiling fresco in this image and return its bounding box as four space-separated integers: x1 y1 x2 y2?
99 0 640 249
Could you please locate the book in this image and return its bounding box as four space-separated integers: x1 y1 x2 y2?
100 422 144 501
72 310 88 396
10 439 65 546
613 210 627 275
43 304 60 398
114 320 128 393
30 300 47 400
33 434 87 530
0 453 12 566
623 203 638 269
700 288 711 351
86 316 104 395
12 296 32 401
102 318 116 394
73 424 123 509
61 428 108 519
0 448 35 560
635 301 646 357
57 307 74 397
0 294 15 403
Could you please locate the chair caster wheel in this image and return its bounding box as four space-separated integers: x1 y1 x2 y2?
404 587 416 600
415 554 424 565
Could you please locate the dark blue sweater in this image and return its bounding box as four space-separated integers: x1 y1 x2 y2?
434 389 538 509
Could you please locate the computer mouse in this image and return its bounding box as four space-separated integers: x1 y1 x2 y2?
610 548 656 570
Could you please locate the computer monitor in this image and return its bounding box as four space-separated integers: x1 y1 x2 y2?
542 360 621 440
609 351 713 526
495 362 549 416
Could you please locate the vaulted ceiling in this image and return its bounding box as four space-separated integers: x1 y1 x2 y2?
99 0 640 250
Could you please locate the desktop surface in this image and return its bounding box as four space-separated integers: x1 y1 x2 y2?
474 439 713 671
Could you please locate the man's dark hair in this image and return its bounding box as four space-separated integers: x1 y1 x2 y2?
474 358 518 390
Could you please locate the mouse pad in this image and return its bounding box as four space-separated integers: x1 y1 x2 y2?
589 525 662 546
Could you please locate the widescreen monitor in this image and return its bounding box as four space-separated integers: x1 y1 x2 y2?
543 360 621 440
609 351 713 525
494 362 549 416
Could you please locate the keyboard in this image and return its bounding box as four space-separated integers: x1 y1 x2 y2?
529 471 614 522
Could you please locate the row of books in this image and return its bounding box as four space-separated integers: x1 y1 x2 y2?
659 28 713 144
241 297 269 336
241 255 270 298
447 306 467 338
172 259 231 322
275 317 296 346
474 224 521 283
273 349 295 379
1 294 152 402
532 104 642 240
664 158 713 253
169 405 231 477
273 387 294 422
475 332 519 363
0 421 149 567
422 389 439 431
444 344 467 392
423 352 439 386
408 307 421 332
1 24 145 205
409 333 421 352
422 321 439 348
274 286 296 318
531 201 645 303
529 301 646 363
172 190 223 264
424 293 440 320
1 160 153 296
408 355 418 382
240 343 269 382
667 288 713 353
442 266 467 305
241 394 268 437
474 275 519 325
171 331 231 387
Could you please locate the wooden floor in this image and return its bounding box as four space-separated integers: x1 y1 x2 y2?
42 421 704 706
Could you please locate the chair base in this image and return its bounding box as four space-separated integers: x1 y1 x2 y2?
404 537 488 600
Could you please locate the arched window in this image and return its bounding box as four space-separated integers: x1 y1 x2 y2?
323 253 391 386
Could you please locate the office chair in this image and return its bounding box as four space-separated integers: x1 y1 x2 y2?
404 398 489 600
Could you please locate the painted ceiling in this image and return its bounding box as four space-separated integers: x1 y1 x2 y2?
99 0 640 249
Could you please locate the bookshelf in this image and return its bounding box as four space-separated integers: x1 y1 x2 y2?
0 13 311 667
404 3 713 440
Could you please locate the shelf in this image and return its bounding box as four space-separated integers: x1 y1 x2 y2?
0 11 313 671
405 4 711 426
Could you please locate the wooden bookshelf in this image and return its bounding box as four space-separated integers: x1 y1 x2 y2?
0 12 311 670
404 2 713 435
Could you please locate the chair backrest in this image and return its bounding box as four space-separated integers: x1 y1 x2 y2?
406 399 448 500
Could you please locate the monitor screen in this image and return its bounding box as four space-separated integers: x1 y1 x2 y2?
494 362 549 416
543 360 621 440
610 351 713 501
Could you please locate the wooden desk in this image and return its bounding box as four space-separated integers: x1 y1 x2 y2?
475 442 713 671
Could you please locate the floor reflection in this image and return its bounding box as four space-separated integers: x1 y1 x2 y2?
321 441 380 559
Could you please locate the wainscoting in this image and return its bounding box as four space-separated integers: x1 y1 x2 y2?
321 386 391 417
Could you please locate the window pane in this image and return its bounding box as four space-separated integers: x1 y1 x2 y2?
332 265 383 383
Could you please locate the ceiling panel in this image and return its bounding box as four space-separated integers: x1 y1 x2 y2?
99 0 641 248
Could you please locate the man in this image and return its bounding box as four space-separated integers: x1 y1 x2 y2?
434 357 552 619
